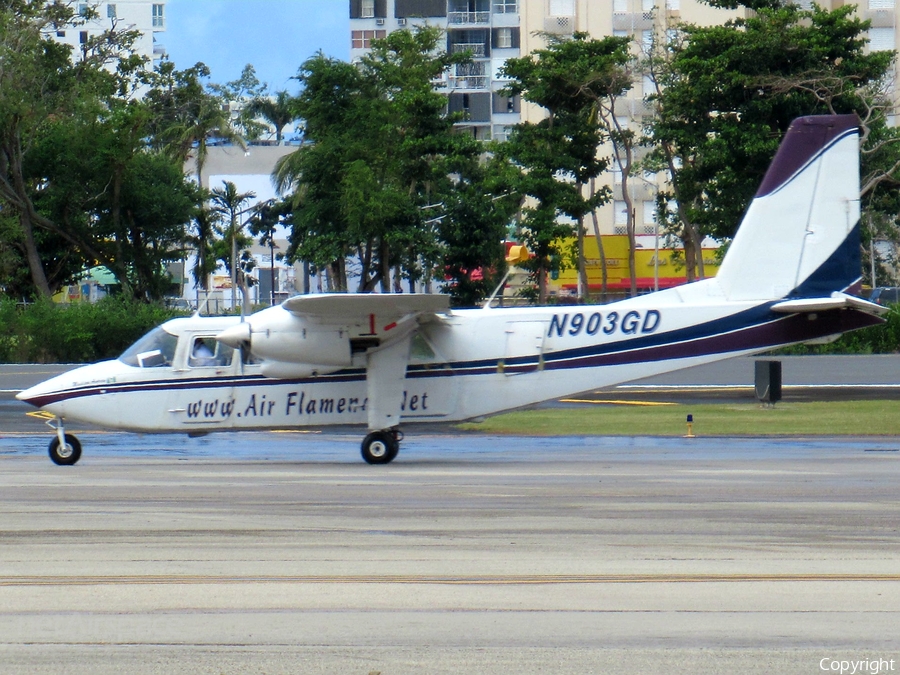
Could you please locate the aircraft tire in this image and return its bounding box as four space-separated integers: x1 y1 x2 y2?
361 431 399 465
49 434 82 466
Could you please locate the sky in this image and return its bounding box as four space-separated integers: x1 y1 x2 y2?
163 0 349 93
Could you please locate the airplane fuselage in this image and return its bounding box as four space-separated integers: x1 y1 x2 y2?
20 278 881 436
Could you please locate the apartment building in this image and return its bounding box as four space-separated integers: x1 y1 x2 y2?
52 1 167 65
350 0 525 140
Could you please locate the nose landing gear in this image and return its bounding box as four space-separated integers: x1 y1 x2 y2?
42 415 82 465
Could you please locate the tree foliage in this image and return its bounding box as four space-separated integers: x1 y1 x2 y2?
0 1 201 301
276 26 506 303
500 33 632 302
648 0 897 278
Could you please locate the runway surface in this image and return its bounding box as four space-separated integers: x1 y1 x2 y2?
1 430 899 674
2 357 900 672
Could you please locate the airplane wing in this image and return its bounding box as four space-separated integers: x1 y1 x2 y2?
770 293 889 317
281 292 449 324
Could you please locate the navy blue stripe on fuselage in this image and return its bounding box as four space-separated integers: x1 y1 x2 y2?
26 303 881 408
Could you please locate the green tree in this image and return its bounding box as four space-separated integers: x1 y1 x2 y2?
501 33 632 303
27 99 200 300
0 0 144 297
278 28 480 294
242 90 298 144
648 1 895 277
0 2 201 301
438 153 520 306
144 60 246 185
188 204 221 296
210 181 257 309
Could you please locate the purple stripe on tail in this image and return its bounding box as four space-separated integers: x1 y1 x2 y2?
756 115 859 198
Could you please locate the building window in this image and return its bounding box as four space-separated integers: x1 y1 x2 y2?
666 0 680 8
107 3 116 18
613 0 629 12
643 201 658 230
492 27 519 49
152 3 164 28
614 201 628 227
493 0 518 11
869 26 895 51
352 30 387 49
79 30 88 44
549 0 575 15
493 93 520 113
56 30 66 37
492 124 512 142
395 0 447 17
78 3 90 16
869 0 895 8
361 0 375 18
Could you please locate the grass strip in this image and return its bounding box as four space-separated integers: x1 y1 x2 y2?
458 400 900 437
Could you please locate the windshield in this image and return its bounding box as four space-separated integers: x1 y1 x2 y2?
118 326 178 368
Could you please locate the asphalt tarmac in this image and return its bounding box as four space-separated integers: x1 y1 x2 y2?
1 357 899 673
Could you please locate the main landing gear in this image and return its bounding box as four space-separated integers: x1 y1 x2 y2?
360 428 402 465
44 416 82 465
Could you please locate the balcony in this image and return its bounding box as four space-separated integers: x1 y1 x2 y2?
449 61 489 89
448 11 490 24
452 42 487 57
544 15 574 35
449 76 489 90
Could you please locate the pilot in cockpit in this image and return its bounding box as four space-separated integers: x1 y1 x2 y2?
189 338 219 367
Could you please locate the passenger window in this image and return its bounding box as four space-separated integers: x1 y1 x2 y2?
410 333 439 363
188 337 233 368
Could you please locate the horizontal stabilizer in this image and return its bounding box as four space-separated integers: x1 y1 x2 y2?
770 293 888 316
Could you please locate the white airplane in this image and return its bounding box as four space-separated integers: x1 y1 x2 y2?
17 114 887 465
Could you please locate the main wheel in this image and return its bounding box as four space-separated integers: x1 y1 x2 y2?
361 431 399 465
49 434 82 466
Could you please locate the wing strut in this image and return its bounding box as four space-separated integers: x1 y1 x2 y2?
365 331 413 433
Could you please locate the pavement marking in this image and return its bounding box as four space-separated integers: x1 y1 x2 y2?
616 384 900 390
2 574 899 587
560 399 677 407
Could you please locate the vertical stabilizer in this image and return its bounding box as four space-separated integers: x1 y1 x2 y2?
716 115 861 302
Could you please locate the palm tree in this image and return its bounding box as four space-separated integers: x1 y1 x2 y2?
188 204 221 302
242 90 297 144
178 94 247 185
210 181 257 310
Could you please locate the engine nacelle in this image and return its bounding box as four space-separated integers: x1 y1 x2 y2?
217 306 352 367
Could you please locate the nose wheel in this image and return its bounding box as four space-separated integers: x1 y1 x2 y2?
49 433 82 465
361 429 400 464
41 415 82 465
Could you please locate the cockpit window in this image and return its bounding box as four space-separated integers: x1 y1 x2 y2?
118 326 178 368
188 337 234 368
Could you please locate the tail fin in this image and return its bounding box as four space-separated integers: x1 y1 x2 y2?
715 114 861 302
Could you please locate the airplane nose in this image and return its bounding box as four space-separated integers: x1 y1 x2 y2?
216 322 251 349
